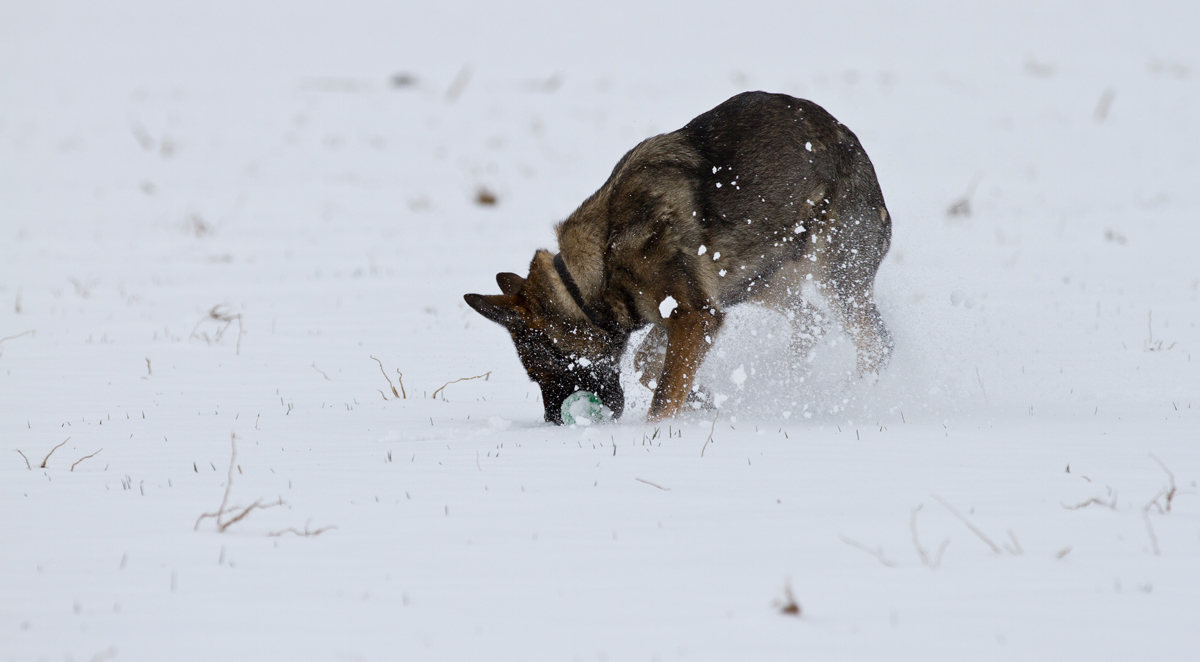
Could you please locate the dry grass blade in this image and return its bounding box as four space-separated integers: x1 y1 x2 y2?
0 329 35 357
195 434 239 530
700 411 719 457
1061 496 1115 510
267 522 337 537
1142 487 1169 556
0 330 35 344
41 437 70 468
70 448 103 471
932 494 1004 554
431 372 490 400
910 504 949 569
15 449 31 470
218 498 284 532
1148 454 1177 512
839 534 896 567
1003 529 1024 556
635 477 671 491
370 355 400 398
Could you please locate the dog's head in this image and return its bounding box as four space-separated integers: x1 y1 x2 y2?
464 251 624 424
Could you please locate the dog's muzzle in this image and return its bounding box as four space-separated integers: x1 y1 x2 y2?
541 366 624 425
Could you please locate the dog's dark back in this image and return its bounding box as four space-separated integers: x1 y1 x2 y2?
562 91 890 317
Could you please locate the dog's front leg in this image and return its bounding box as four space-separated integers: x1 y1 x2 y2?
648 306 723 421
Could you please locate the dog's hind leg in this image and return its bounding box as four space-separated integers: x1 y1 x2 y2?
828 288 892 376
752 263 827 366
813 205 894 376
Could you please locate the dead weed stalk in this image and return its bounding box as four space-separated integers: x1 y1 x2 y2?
370 355 404 398
190 304 243 354
431 372 490 400
194 433 284 533
70 448 103 471
41 437 70 468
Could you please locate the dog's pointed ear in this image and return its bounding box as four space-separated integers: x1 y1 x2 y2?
496 272 525 296
464 293 523 328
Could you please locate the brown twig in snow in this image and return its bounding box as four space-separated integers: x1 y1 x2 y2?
70 448 103 471
267 521 336 537
635 477 671 491
700 411 719 457
1142 489 1164 556
218 498 284 532
395 369 407 399
0 329 35 345
932 494 1004 554
195 433 239 530
191 305 244 354
370 355 399 398
0 329 35 357
1061 496 1116 510
311 362 330 381
195 433 287 532
838 534 897 567
1003 529 1024 556
775 580 801 616
431 372 490 399
15 449 31 470
1148 454 1177 512
41 437 70 468
910 504 950 569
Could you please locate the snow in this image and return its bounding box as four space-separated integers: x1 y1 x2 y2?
659 296 679 319
731 365 748 388
2 1 1199 660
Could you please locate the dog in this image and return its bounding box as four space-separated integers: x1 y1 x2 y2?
465 91 893 424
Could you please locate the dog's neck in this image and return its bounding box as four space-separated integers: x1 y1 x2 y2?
555 214 607 301
552 251 624 337
552 253 589 314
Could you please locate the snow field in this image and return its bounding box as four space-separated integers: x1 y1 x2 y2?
2 1 1199 660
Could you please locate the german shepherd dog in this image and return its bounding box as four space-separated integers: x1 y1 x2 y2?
465 91 892 424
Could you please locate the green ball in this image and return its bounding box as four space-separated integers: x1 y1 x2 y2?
561 390 605 425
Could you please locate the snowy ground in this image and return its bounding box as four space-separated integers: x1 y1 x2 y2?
2 1 1199 660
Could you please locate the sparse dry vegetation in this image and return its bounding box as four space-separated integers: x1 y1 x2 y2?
370 355 405 398
70 448 103 471
775 580 801 617
431 372 490 400
932 494 1021 556
839 534 897 567
267 521 337 537
910 504 950 569
190 304 243 354
41 437 70 469
195 433 284 533
0 329 35 358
